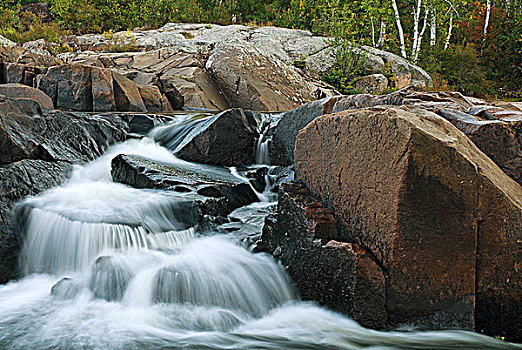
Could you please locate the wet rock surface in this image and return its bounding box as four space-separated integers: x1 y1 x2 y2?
0 108 128 164
0 159 72 283
174 108 260 166
0 102 131 283
291 106 521 340
111 154 259 217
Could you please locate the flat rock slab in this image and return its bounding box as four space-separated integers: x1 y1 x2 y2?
294 106 522 340
111 154 258 217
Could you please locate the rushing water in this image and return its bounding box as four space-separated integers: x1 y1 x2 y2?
0 113 519 350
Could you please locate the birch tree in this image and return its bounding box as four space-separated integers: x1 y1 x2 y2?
391 0 407 57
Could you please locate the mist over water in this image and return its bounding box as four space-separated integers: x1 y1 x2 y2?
0 114 519 350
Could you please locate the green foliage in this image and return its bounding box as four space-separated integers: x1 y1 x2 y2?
423 43 489 97
0 0 519 98
0 8 69 43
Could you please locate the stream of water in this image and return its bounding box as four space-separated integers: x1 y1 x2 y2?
0 114 519 349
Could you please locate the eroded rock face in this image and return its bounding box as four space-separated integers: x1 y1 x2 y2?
175 108 259 166
269 96 338 166
33 63 174 112
439 108 522 185
293 106 522 339
37 64 93 111
268 88 521 187
57 24 432 110
258 181 387 329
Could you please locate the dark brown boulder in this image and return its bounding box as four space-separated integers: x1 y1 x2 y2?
160 80 184 110
112 71 146 112
138 85 172 112
175 109 259 166
294 106 522 339
0 83 53 111
91 67 116 112
258 181 387 329
37 64 93 111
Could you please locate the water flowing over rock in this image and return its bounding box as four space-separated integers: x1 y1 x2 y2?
292 106 522 340
0 160 71 283
168 109 260 166
0 98 519 348
0 104 129 282
111 154 258 217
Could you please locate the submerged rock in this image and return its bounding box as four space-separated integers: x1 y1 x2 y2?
292 106 521 340
89 256 132 302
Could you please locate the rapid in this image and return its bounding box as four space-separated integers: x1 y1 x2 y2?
0 113 518 350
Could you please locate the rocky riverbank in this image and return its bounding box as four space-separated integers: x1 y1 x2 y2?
0 24 521 342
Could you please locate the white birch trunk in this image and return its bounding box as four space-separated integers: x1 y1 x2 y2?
371 17 376 46
391 0 407 58
430 7 436 45
444 13 453 49
484 0 491 37
411 0 422 57
377 20 386 48
413 5 429 62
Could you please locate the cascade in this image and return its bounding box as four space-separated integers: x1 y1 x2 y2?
0 115 518 350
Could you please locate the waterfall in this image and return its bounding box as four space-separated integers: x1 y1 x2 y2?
0 114 518 350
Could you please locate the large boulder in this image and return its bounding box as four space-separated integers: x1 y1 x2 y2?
0 83 53 112
37 64 93 111
112 71 147 112
0 159 72 283
91 66 117 112
0 107 128 164
269 96 338 165
258 181 387 329
293 106 522 340
174 109 259 166
206 43 314 112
